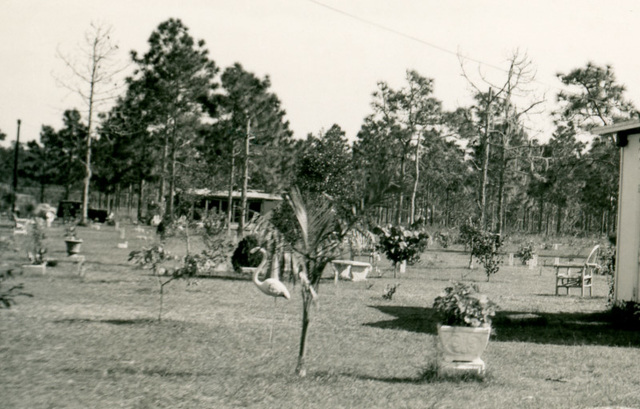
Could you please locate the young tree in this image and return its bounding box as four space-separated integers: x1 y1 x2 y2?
57 22 123 224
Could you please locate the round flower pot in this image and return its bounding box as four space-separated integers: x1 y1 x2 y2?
64 239 83 256
437 324 491 375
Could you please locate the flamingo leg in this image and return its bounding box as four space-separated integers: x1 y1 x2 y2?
269 297 277 344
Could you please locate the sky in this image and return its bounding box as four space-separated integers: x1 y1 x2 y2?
1 0 639 147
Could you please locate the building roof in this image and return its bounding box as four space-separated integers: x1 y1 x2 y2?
592 120 640 135
187 188 283 201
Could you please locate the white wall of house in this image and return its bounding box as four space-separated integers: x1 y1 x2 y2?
615 130 640 302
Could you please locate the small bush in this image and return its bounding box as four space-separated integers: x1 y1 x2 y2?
516 241 535 265
609 301 640 330
374 224 430 270
471 231 504 280
231 235 262 273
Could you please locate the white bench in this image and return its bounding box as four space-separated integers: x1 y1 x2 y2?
330 260 372 283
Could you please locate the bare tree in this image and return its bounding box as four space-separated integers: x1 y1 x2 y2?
56 22 123 224
460 50 545 234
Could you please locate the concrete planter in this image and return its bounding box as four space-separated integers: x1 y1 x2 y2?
22 264 46 275
64 239 83 256
437 324 491 375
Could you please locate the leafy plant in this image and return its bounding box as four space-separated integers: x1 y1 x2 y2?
517 241 535 265
433 281 496 328
27 220 48 265
129 244 178 321
0 268 32 308
1 237 32 308
374 224 429 277
609 300 640 330
471 231 503 281
65 224 80 240
253 181 390 377
458 222 480 251
231 235 262 273
601 245 616 306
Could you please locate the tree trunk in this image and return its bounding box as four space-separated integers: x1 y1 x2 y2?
238 118 251 239
395 156 406 225
39 184 46 203
556 204 563 235
480 89 493 230
295 288 313 377
137 179 145 221
127 184 133 218
226 146 236 235
166 126 177 222
158 130 169 208
409 135 420 225
537 196 544 234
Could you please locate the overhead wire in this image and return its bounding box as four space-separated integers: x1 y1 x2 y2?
306 0 563 93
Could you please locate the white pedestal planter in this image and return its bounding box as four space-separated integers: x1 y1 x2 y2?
437 325 491 376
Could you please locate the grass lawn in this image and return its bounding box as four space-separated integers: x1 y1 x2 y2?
1 221 639 408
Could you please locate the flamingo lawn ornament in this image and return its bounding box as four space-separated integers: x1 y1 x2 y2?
250 247 291 300
250 247 290 343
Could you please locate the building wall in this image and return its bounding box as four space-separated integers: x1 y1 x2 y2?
616 132 640 302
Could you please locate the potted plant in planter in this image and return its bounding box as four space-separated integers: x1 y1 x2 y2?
432 281 497 375
64 225 83 256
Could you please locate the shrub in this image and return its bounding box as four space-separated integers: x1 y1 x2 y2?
374 224 429 275
517 241 535 265
609 301 640 330
231 235 262 273
433 281 496 328
470 230 503 280
601 246 616 306
0 269 32 308
27 220 48 265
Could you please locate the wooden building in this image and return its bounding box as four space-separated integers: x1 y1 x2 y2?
187 189 282 225
594 120 640 302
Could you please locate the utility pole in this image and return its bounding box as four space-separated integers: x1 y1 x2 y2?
11 119 21 215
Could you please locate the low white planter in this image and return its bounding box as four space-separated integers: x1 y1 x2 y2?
22 264 46 275
437 324 491 375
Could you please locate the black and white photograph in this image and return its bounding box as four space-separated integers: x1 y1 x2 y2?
1 1 639 408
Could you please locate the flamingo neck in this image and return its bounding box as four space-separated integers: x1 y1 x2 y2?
252 268 262 286
252 248 268 286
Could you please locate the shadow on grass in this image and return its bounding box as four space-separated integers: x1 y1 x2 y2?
54 318 159 325
365 305 640 348
328 365 487 384
59 366 216 378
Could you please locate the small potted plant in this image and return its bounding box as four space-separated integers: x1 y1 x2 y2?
432 281 497 375
517 241 535 265
64 224 83 256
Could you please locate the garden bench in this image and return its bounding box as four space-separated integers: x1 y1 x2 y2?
554 245 599 296
330 260 372 283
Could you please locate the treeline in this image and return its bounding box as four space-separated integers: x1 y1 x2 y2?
0 19 634 237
